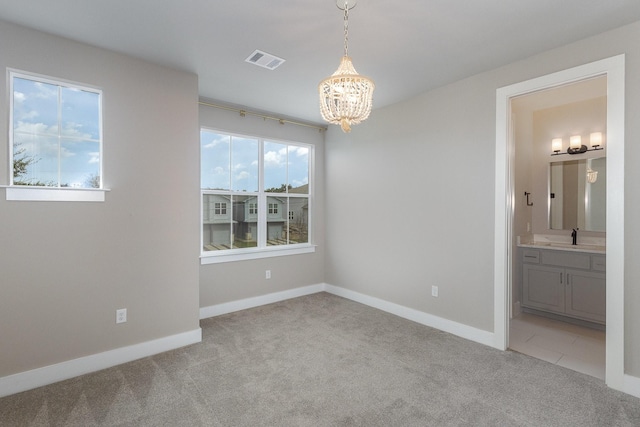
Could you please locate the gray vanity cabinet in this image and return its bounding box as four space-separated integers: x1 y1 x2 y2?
564 268 606 323
522 264 565 313
521 248 605 324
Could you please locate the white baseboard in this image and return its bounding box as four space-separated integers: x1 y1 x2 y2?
199 283 325 319
324 284 495 347
0 328 202 398
5 285 638 400
512 301 522 318
201 283 494 347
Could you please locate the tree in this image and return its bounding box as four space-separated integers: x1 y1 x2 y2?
265 183 292 193
12 142 49 186
84 173 101 189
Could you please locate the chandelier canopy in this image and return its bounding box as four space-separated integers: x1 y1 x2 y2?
318 0 375 133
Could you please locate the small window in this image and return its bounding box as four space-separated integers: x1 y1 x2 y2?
10 71 102 190
214 202 227 215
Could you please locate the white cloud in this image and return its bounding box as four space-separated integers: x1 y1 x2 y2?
13 91 39 120
14 122 75 158
14 91 26 103
34 82 57 99
291 146 309 157
214 166 225 174
88 152 100 164
203 134 228 149
60 147 75 158
21 110 39 120
235 171 250 180
14 121 54 135
264 148 286 168
61 122 92 139
292 178 309 187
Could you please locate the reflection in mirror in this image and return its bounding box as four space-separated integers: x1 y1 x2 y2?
549 157 606 232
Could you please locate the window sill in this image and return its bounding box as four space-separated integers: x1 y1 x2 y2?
3 186 110 202
200 244 316 264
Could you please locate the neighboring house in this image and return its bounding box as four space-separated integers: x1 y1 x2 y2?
235 196 287 243
288 184 309 227
287 184 309 244
202 194 235 250
203 195 290 250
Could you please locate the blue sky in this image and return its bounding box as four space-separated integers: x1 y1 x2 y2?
201 130 309 192
12 76 101 187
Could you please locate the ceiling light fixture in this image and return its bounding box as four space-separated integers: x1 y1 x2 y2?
318 0 375 133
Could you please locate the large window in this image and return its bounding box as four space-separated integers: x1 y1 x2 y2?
10 71 102 189
201 129 312 262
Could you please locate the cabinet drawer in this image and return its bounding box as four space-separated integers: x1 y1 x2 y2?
541 251 590 269
522 249 540 264
592 255 606 272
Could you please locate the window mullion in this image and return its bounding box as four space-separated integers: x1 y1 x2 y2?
57 86 62 187
258 139 266 248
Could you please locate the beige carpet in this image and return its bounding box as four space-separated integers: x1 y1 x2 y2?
1 292 639 426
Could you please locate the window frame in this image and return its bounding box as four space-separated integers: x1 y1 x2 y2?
200 128 315 264
4 69 107 202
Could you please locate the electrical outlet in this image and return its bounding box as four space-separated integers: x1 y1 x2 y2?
116 308 127 324
265 270 271 279
431 286 439 297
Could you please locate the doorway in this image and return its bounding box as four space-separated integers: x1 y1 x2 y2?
493 55 625 390
509 77 607 379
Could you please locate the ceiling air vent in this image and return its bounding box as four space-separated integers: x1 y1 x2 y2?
245 49 285 70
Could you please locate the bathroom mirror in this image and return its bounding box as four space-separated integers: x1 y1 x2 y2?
549 157 606 232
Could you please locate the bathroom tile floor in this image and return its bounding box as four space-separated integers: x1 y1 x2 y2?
509 312 605 380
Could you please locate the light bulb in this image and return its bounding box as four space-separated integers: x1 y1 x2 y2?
570 135 582 149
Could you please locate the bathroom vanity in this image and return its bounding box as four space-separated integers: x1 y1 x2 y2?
518 243 605 325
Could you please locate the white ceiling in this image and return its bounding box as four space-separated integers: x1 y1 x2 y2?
1 0 640 125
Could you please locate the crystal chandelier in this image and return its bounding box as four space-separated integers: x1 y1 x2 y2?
319 0 375 133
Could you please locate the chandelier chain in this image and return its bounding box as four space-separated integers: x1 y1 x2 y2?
343 3 349 57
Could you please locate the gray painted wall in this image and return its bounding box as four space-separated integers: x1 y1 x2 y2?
324 21 640 375
198 104 326 308
3 15 640 388
0 21 200 377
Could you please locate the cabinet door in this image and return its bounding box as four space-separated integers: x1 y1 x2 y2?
565 269 606 324
522 264 565 313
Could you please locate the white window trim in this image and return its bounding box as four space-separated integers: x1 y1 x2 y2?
200 244 316 264
7 69 104 202
200 128 314 263
3 185 110 202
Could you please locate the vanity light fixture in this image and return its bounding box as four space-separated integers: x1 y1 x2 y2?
550 132 605 156
568 135 587 154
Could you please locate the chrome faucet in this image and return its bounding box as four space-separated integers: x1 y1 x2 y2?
571 228 578 245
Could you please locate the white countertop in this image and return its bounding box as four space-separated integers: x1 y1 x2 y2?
518 241 606 254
